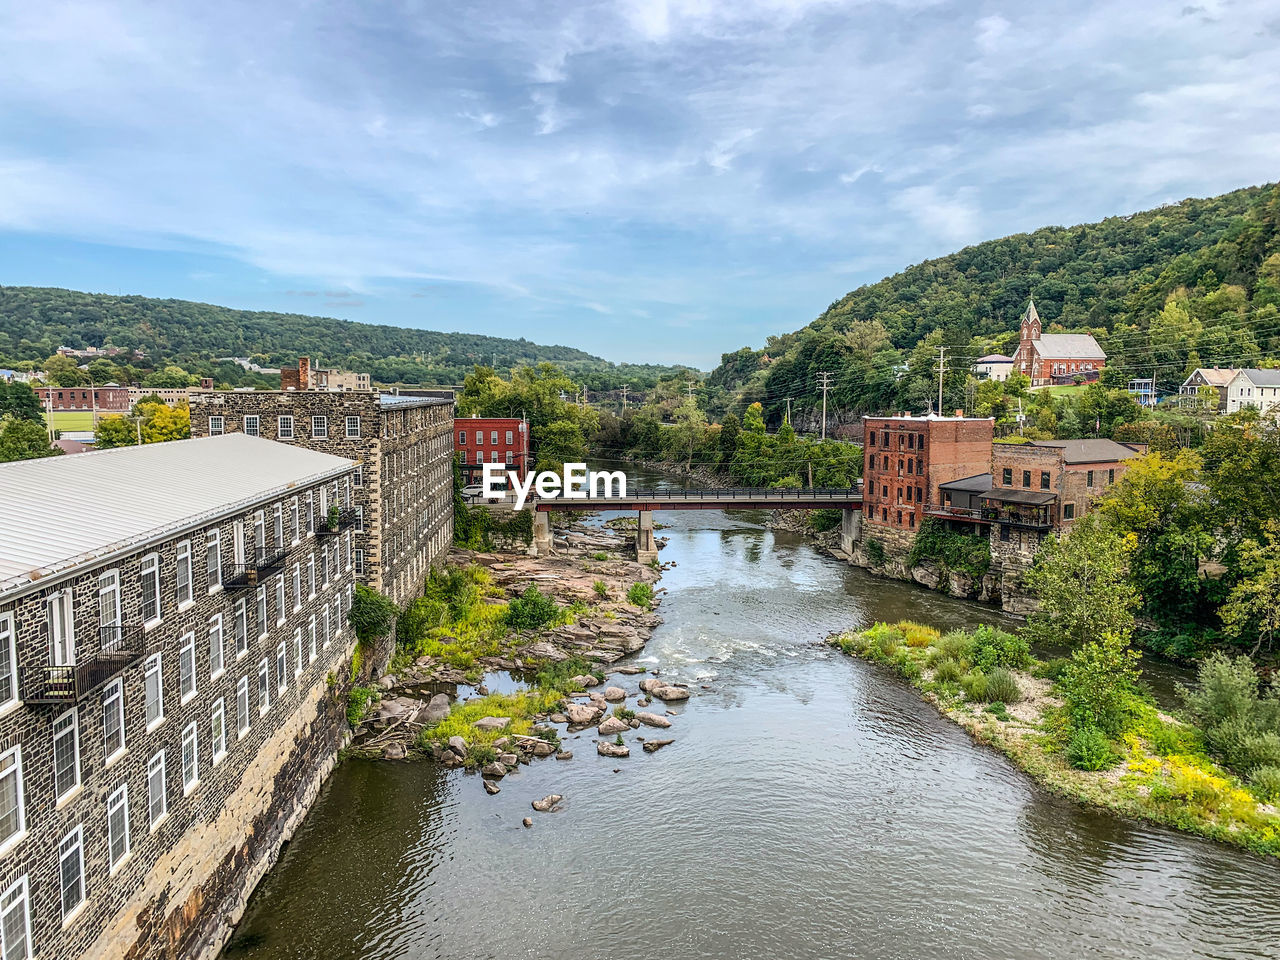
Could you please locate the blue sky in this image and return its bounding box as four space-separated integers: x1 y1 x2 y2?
2 1 1278 369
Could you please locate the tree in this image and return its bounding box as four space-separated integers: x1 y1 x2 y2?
743 402 766 435
85 358 121 384
668 399 707 470
142 365 197 388
348 583 398 646
1023 514 1140 648
0 416 59 462
532 420 586 473
1220 523 1280 656
41 354 86 386
1059 632 1143 737
139 402 191 444
94 415 140 449
0 382 44 422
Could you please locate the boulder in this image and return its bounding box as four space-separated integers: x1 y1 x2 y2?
377 675 397 690
492 736 509 749
638 677 662 693
549 713 569 724
635 712 671 728
597 741 630 758
565 703 601 724
910 561 943 590
382 742 406 760
555 751 573 760
499 752 518 767
653 685 690 702
597 716 629 736
615 665 646 675
483 779 501 795
570 674 601 688
523 817 533 828
531 740 556 757
473 716 511 732
481 762 507 778
448 735 468 756
603 686 627 702
422 693 451 725
523 641 569 662
531 794 563 812
642 738 674 753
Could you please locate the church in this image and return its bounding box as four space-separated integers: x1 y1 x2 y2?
1011 299 1106 386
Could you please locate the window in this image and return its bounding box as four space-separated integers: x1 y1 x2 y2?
179 634 196 703
1063 502 1076 520
0 614 16 710
345 416 360 439
355 506 364 533
236 677 250 737
0 877 32 960
244 414 260 437
354 549 364 576
256 586 268 639
1108 469 1115 484
181 722 199 793
275 577 286 625
0 748 25 851
276 642 287 694
868 430 876 446
312 415 328 439
206 528 221 590
141 553 161 624
505 430 513 444
1040 471 1050 491
212 699 227 763
273 503 284 548
345 530 353 570
306 491 315 535
1002 467 1012 485
505 450 513 464
58 828 85 921
209 615 224 678
47 589 75 666
145 653 164 729
322 606 331 648
307 554 316 597
333 596 343 638
53 709 80 801
98 570 121 636
209 415 224 436
458 430 466 445
322 547 330 587
490 430 498 444
257 659 270 715
278 415 294 439
292 563 302 611
1021 470 1031 488
147 751 167 828
107 783 130 870
234 598 248 657
174 541 193 606
294 629 303 676
354 464 363 487
291 498 300 543
308 618 318 662
1086 469 1095 486
1000 524 1011 542
102 680 125 763
475 430 483 444
253 510 266 557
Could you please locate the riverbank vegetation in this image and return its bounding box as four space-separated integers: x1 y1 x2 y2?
829 621 1280 858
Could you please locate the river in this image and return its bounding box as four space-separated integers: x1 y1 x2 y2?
222 485 1280 960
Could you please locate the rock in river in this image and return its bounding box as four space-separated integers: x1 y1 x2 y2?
642 739 674 753
597 741 630 758
603 686 627 702
555 751 573 760
483 780 501 795
473 716 512 732
481 762 507 778
635 712 671 728
565 703 601 724
448 735 468 755
638 677 664 694
653 685 690 702
570 674 601 688
382 742 406 760
422 693 451 725
531 794 563 812
597 716 629 736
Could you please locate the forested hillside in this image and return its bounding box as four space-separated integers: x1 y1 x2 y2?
0 286 690 387
706 183 1280 423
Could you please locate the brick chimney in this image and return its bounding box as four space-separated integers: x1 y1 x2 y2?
297 356 311 390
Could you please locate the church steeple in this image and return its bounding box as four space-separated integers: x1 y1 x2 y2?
1021 298 1041 340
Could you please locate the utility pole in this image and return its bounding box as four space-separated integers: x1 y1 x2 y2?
621 384 629 414
817 372 832 440
937 345 947 416
784 397 792 425
686 382 696 404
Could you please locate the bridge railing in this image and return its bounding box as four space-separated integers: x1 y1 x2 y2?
537 485 863 502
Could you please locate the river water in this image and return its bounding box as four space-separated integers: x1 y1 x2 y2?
222 490 1280 960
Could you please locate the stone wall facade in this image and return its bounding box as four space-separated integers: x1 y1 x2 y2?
0 468 358 960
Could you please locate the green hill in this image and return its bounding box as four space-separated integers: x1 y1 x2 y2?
706 182 1280 421
0 286 688 387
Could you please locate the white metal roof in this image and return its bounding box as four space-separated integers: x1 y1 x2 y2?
0 434 354 601
1029 334 1106 359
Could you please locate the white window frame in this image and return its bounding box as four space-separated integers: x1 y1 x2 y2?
209 614 224 680
355 506 364 533
0 876 32 960
308 618 317 663
294 628 303 677
237 677 250 738
333 596 343 638
234 598 248 658
345 415 361 438
0 613 16 711
312 415 328 439
0 747 26 855
208 415 224 436
140 553 161 627
255 586 268 640
147 750 167 830
278 415 294 439
321 606 331 649
175 540 193 607
107 782 130 873
354 549 364 576
292 563 302 611
57 826 85 924
307 554 316 598
290 497 301 544
275 577 286 626
97 570 121 634
144 653 164 731
206 528 222 592
47 589 75 667
181 722 199 795
102 679 125 766
243 414 260 437
306 491 315 536
178 633 196 705
354 464 363 487
52 708 80 804
212 698 227 764
276 642 287 694
273 503 284 548
257 659 270 716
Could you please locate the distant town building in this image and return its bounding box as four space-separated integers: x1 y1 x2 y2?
55 345 129 360
189 390 454 607
217 358 281 375
126 382 212 407
0 435 359 960
1127 377 1156 408
1179 367 1237 413
1224 369 1280 416
1010 300 1106 386
973 354 1014 381
861 415 994 546
34 385 130 413
454 416 531 485
280 357 370 393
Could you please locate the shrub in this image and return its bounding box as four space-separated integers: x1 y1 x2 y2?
900 621 939 648
987 702 1011 721
868 625 902 658
592 552 609 561
1032 657 1071 681
592 580 608 599
1183 653 1280 776
1204 719 1280 774
865 539 886 566
612 706 636 721
1148 720 1186 757
970 625 1031 672
504 585 560 630
808 508 843 533
961 670 989 703
1058 633 1142 737
627 582 654 608
1248 766 1280 803
1067 725 1118 771
346 685 376 725
984 667 1022 704
934 629 975 666
934 660 964 684
533 655 599 692
467 744 496 767
349 584 398 647
907 518 991 578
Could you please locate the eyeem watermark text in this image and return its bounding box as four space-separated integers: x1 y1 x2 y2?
482 462 628 510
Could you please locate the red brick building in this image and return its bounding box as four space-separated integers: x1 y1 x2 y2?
455 416 530 484
34 384 130 413
1011 300 1106 386
862 415 994 539
281 356 371 392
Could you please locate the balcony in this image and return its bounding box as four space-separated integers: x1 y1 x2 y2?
225 545 291 588
23 625 144 704
980 506 1053 530
316 508 357 537
924 503 988 523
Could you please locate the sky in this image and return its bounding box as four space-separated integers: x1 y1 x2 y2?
1 1 1279 369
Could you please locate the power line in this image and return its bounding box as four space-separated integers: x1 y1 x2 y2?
817 371 832 439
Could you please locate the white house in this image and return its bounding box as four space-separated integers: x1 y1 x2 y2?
973 354 1014 381
1225 369 1280 416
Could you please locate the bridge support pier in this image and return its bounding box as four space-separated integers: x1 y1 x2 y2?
840 508 860 556
532 510 553 557
636 510 658 565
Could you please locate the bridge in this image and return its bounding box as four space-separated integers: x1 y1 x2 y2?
529 484 863 562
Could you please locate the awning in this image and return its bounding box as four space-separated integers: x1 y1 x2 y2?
980 488 1057 506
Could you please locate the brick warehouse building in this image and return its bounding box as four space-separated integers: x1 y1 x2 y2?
0 436 360 959
1010 299 1106 386
34 385 130 413
454 415 530 485
861 414 995 551
188 390 454 609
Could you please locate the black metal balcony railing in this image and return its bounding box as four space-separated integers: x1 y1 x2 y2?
980 507 1053 530
316 508 357 536
23 625 144 704
225 546 291 587
925 503 986 521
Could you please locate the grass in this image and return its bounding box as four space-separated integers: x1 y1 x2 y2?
48 411 97 432
828 621 1280 859
418 689 563 754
